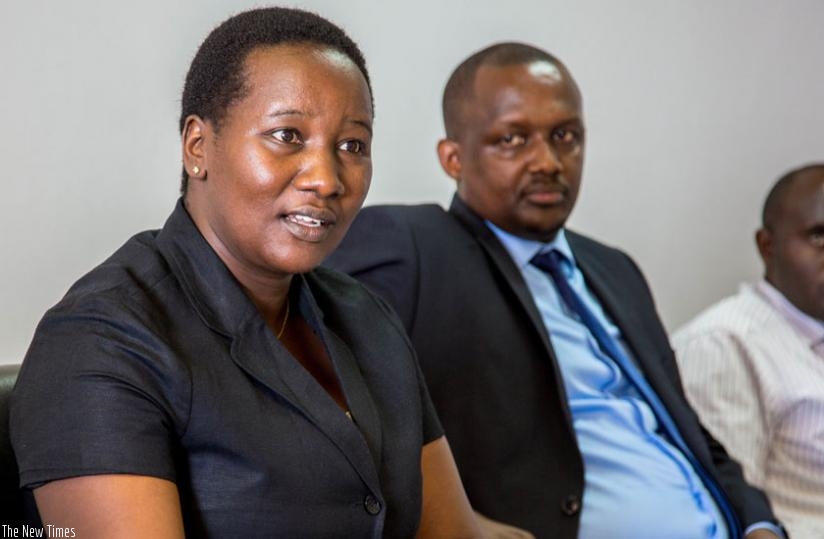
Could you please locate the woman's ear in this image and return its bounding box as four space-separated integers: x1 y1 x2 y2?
182 115 208 180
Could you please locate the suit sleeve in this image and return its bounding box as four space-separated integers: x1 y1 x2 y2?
11 300 190 489
325 206 421 332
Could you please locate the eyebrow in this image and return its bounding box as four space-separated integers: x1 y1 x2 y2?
267 109 373 135
350 119 373 135
268 109 305 119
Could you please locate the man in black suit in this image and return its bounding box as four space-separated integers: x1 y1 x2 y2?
326 43 782 538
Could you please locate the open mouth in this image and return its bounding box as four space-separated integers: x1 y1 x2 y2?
281 207 338 242
286 214 328 228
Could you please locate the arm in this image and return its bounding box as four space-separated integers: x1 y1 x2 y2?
474 512 535 539
34 475 184 539
417 437 534 539
11 305 190 531
417 436 480 539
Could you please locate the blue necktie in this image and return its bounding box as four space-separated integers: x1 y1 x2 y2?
530 249 741 537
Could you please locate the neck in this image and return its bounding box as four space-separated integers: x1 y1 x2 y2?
240 275 292 330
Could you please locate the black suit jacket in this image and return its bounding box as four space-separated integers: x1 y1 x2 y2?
12 201 441 537
326 196 777 538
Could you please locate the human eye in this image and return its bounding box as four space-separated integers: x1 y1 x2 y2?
269 128 303 145
809 227 824 248
338 139 370 156
498 133 527 148
552 127 581 145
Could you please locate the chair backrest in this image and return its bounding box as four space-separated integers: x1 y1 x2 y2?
0 364 24 523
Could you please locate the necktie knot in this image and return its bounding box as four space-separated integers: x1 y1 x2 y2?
530 249 567 279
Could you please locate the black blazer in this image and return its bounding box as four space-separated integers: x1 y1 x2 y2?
326 196 777 538
12 200 441 538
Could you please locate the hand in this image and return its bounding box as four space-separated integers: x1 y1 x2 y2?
745 529 783 539
475 511 535 539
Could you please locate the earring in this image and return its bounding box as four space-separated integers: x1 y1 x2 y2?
192 166 200 175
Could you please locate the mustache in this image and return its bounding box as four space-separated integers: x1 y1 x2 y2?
522 174 569 195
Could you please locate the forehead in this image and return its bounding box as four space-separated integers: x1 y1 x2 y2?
236 43 373 117
468 61 582 124
781 171 824 225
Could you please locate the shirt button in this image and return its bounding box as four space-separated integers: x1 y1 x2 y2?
561 494 581 516
363 494 382 515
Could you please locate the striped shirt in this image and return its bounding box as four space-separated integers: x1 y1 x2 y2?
673 281 824 539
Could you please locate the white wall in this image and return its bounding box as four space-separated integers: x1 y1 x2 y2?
2 0 822 364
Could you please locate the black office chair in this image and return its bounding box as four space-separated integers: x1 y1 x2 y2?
0 364 25 523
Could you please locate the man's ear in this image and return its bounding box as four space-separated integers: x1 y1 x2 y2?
437 139 462 181
182 115 208 180
755 228 773 267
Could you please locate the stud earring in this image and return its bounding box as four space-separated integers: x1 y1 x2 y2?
192 166 200 175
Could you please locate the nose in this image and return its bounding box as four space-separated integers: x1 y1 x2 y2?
292 148 345 198
528 137 562 175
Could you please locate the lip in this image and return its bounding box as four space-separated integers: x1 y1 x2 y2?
281 206 338 243
524 187 566 206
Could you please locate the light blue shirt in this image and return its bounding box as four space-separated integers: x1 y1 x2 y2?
488 223 727 538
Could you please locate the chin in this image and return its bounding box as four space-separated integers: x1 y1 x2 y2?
524 223 565 242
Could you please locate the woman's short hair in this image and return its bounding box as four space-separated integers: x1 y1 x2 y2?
179 7 372 193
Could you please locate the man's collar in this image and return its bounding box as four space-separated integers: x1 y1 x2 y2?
755 279 824 349
484 220 575 273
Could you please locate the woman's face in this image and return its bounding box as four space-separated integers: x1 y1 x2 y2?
185 43 373 280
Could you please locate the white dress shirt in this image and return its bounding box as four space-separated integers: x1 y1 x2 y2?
673 280 824 539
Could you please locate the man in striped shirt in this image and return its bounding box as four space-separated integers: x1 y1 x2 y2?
674 163 824 539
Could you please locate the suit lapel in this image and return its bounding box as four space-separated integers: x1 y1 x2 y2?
449 197 555 356
569 235 683 420
230 296 382 497
322 326 383 473
570 241 653 364
157 204 382 496
448 197 576 425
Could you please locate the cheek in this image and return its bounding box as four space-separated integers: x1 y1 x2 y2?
343 166 371 208
352 164 372 198
787 247 824 287
477 161 520 195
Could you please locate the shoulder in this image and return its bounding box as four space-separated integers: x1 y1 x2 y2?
672 285 775 348
346 204 463 244
355 203 449 222
328 203 472 274
566 229 639 268
58 229 172 312
35 230 186 351
566 229 654 302
12 231 194 486
20 229 192 398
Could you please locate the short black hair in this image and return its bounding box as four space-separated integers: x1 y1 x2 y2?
179 7 372 194
762 163 824 229
442 42 567 140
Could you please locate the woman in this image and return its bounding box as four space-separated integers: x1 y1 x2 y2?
11 8 481 538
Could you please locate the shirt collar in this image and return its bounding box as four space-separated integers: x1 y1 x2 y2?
755 279 824 349
485 221 576 275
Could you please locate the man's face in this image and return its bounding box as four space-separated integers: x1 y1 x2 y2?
440 61 585 242
759 170 824 321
